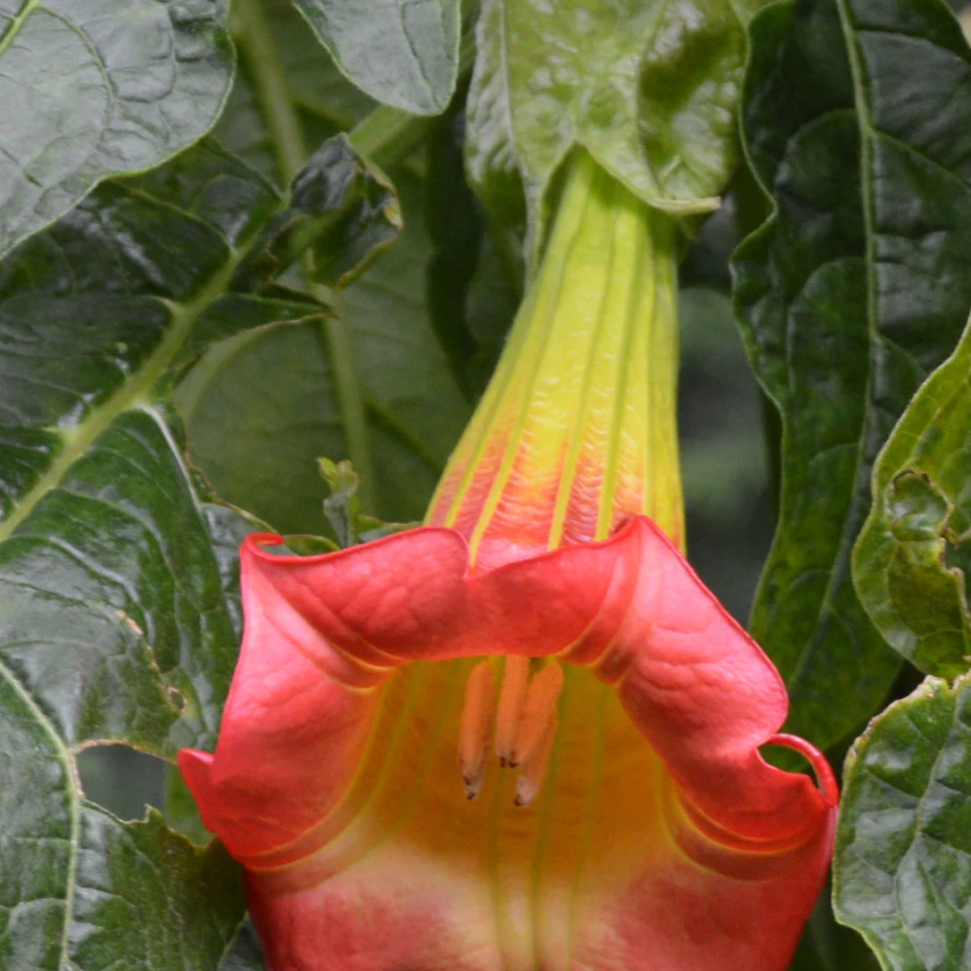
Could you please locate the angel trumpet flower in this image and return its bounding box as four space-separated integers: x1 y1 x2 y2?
179 150 837 971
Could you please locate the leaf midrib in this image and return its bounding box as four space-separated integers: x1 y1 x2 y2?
0 0 43 61
0 246 249 544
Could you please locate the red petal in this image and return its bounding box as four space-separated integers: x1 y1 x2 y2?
180 517 835 970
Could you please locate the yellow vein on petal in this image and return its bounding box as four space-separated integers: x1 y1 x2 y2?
364 662 467 854
566 681 609 969
546 176 620 550
465 159 596 562
527 665 572 971
597 202 649 542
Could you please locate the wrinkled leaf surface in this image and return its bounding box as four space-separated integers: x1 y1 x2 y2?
835 675 971 971
0 0 233 260
733 0 971 749
854 313 971 679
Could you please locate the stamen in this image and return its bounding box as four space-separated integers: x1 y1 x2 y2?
495 656 530 767
510 661 564 768
515 712 558 808
458 661 496 800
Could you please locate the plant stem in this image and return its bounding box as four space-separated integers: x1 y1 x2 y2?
231 0 377 512
230 0 306 183
324 316 377 511
349 108 434 172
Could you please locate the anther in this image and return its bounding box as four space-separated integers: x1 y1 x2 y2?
458 661 497 800
515 712 558 807
510 661 564 768
495 655 530 767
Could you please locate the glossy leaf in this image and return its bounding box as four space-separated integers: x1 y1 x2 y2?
789 881 881 971
235 134 402 289
834 675 971 971
218 0 377 186
0 0 233 261
0 132 400 968
175 170 470 532
732 0 971 750
465 0 761 251
854 313 971 679
289 0 460 115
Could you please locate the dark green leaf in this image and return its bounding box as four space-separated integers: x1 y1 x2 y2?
854 313 971 678
465 0 760 251
70 808 246 971
288 0 460 115
0 132 402 968
834 675 971 970
317 457 413 547
175 170 471 532
231 134 403 290
788 878 881 971
285 135 401 286
424 105 521 398
425 107 486 397
220 921 267 971
0 0 234 261
732 0 971 749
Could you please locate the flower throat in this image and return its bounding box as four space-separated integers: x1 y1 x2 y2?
425 150 685 803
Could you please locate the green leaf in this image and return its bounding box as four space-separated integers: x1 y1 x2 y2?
854 312 971 679
834 675 971 971
424 104 520 398
288 0 460 115
317 457 414 547
0 0 234 261
175 170 471 532
732 0 971 750
0 133 399 968
465 0 760 252
789 879 881 971
220 921 267 971
268 134 402 288
70 809 247 970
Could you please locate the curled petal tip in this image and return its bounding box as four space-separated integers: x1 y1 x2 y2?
767 732 840 808
242 532 287 556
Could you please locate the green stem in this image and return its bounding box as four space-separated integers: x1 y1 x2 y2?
231 0 307 183
287 90 358 132
232 0 377 512
349 107 434 172
324 316 377 512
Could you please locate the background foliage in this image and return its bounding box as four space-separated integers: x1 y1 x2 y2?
3 0 971 968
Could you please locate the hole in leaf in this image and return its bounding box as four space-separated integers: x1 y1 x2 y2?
77 745 165 821
167 686 186 711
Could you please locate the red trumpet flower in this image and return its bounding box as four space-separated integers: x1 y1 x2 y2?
180 151 837 971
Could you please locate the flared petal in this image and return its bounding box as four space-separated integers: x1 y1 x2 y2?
180 517 836 971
